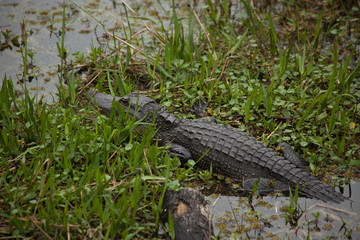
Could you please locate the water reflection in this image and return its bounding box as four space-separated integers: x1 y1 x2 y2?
0 0 195 102
206 181 360 239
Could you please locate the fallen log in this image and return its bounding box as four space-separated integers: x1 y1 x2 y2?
162 188 214 240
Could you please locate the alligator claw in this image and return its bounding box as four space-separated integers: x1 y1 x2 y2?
277 142 307 169
190 97 209 117
168 144 192 164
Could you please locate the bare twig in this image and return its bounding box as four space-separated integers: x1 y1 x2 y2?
30 216 53 240
106 32 159 62
143 150 153 176
209 196 220 239
266 123 282 140
19 158 50 203
70 0 160 65
121 0 165 44
67 223 70 240
192 10 217 61
79 70 103 95
34 159 51 214
214 57 230 91
290 203 357 239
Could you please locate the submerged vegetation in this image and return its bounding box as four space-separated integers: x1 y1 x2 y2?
1 0 360 238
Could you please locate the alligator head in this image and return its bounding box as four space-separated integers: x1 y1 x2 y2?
88 91 179 129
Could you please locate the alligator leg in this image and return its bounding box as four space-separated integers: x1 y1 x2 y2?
190 98 209 117
277 142 307 170
193 117 217 123
168 141 307 194
242 178 293 194
242 143 308 194
168 144 192 166
165 130 321 197
243 178 277 193
167 142 288 193
166 142 280 194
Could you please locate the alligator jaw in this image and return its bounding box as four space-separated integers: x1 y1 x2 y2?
88 91 122 115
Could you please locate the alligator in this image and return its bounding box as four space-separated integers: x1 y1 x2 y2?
89 91 345 203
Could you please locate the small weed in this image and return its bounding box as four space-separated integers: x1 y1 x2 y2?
284 186 303 227
0 29 20 51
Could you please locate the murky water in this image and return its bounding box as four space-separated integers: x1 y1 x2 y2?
1 0 70 101
207 181 360 239
0 0 197 102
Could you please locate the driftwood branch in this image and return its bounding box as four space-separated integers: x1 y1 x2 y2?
162 188 214 240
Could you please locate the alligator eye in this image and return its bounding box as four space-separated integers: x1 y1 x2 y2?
163 115 176 127
119 98 129 104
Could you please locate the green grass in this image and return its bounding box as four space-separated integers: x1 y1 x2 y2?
0 77 191 238
1 0 360 238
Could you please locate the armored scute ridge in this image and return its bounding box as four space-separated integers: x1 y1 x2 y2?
90 91 345 203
